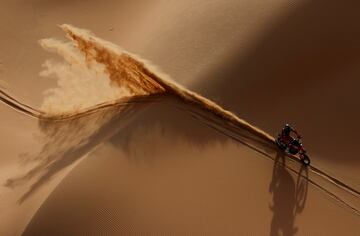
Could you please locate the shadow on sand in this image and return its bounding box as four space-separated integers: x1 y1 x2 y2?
4 96 156 203
269 152 308 236
196 0 360 164
5 94 230 203
21 93 309 235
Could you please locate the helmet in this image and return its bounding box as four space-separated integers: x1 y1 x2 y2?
283 124 291 135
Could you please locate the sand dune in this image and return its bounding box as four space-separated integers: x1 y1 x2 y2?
193 0 360 190
0 24 359 235
21 96 360 235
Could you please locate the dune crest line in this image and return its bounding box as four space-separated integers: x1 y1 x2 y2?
60 24 274 143
0 25 359 208
1 24 274 142
58 24 360 204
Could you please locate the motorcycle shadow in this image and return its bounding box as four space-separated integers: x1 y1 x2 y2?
269 152 308 236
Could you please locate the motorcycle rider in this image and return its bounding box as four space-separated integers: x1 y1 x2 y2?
277 124 310 165
281 124 302 154
282 124 299 138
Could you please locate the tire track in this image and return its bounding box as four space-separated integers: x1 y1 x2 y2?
176 101 360 216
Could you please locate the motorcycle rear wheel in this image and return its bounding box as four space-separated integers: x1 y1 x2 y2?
276 137 287 150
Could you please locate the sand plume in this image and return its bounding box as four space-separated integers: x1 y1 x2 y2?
38 37 162 115
59 24 274 143
0 25 359 218
0 24 274 141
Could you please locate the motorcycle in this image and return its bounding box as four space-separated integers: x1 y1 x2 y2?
276 132 311 166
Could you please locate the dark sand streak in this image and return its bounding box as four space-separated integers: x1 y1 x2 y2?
176 102 360 216
179 102 360 199
1 24 358 218
1 89 359 216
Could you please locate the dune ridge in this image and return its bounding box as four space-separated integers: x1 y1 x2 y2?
1 25 359 215
60 24 274 143
0 23 272 144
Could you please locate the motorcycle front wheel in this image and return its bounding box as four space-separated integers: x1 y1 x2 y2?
301 154 311 166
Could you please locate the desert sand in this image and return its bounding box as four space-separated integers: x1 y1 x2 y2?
22 96 360 235
0 1 359 235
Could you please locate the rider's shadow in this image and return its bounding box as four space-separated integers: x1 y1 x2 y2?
269 152 308 236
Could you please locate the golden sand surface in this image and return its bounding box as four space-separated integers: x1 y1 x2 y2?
0 1 359 235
